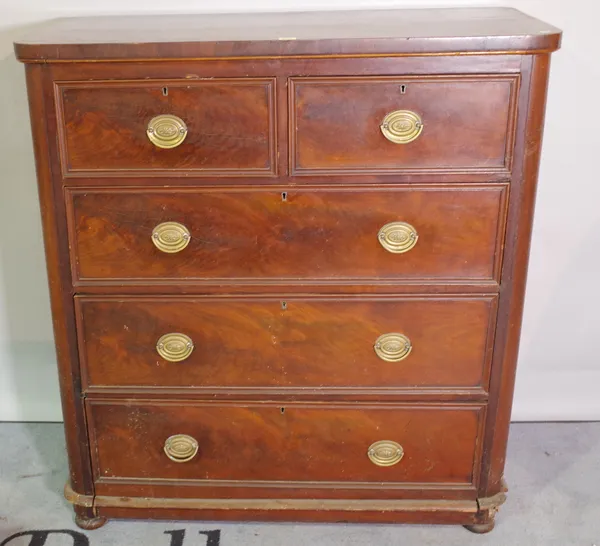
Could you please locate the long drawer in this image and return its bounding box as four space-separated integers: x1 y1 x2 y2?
76 295 496 393
66 186 507 285
87 400 485 488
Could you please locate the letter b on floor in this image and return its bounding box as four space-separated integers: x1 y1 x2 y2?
1 530 89 546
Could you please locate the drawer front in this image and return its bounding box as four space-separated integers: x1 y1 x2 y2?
87 400 484 486
56 79 276 176
67 186 507 284
77 296 496 393
290 76 518 175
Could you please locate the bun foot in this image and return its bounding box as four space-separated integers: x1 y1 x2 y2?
464 520 495 534
75 514 108 530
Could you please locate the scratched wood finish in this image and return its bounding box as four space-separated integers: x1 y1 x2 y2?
66 186 507 283
87 400 483 486
94 504 481 525
76 295 497 391
56 79 276 176
92 478 477 501
13 8 561 62
291 76 518 175
23 64 98 524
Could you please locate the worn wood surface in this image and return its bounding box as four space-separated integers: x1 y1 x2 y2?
67 186 507 284
95 503 480 525
86 400 484 485
479 54 554 497
14 8 561 61
24 64 97 515
76 295 497 392
291 76 518 175
56 79 276 176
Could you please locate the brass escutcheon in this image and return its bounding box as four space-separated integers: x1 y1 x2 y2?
368 440 404 467
164 434 199 463
378 221 418 254
156 333 194 362
374 333 412 362
380 110 423 144
151 222 191 254
147 114 188 149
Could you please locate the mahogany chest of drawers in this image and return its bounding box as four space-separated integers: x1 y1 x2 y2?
15 8 561 533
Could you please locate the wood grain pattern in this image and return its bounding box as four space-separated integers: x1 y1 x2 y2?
479 54 553 498
291 76 518 175
55 79 276 176
76 295 497 392
24 64 97 523
66 186 508 284
86 400 484 486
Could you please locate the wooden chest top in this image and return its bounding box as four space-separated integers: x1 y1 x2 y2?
15 8 561 62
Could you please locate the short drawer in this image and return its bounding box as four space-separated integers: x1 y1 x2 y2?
87 400 484 487
66 186 507 284
76 295 496 393
290 75 518 175
55 78 276 176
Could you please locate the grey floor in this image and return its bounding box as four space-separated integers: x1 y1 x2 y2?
0 423 599 545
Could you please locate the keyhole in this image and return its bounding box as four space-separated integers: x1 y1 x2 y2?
281 301 287 310
280 407 285 414
281 192 287 202
162 87 169 96
400 84 406 94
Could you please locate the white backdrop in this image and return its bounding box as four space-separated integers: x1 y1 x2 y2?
0 0 598 422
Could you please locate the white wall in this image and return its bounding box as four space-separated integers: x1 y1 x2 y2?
0 0 598 422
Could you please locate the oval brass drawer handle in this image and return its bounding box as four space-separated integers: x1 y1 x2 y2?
147 114 188 149
374 333 412 362
157 333 194 362
380 110 423 144
368 440 404 467
152 222 191 254
164 434 199 463
378 221 418 254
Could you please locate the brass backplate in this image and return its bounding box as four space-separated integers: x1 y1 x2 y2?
378 221 418 254
380 110 423 144
374 333 412 362
151 222 191 254
156 333 194 362
368 440 404 467
164 434 199 463
147 114 188 149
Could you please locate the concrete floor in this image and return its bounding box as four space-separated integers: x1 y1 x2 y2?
0 422 599 545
